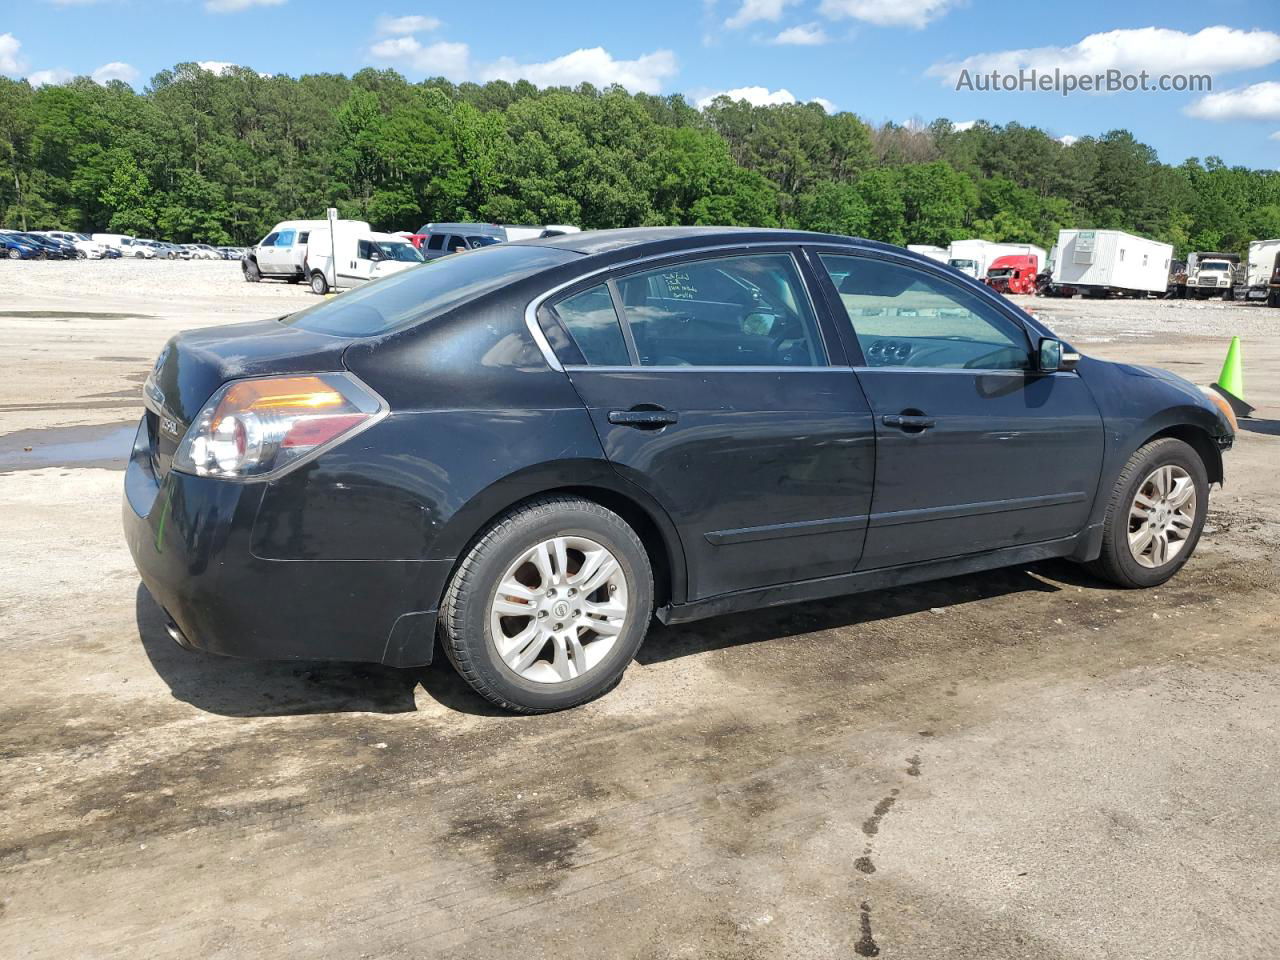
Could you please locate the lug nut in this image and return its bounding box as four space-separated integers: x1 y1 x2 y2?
537 610 548 619
553 623 563 631
567 588 576 597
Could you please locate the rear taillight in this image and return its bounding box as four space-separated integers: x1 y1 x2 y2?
172 373 386 480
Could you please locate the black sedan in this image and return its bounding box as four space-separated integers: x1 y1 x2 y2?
125 228 1235 712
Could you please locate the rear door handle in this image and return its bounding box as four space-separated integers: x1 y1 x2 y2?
608 409 679 428
882 414 937 430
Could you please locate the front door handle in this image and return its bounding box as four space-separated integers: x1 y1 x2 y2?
882 414 937 430
608 408 679 428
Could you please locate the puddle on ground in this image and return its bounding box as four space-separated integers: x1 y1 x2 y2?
0 422 136 471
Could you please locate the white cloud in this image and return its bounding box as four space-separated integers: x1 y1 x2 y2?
928 27 1280 85
205 0 285 12
369 38 472 78
0 33 25 74
481 47 678 94
696 86 835 109
45 0 109 5
772 23 829 45
371 40 678 94
197 60 238 75
375 14 441 35
27 68 74 87
820 0 954 29
698 85 798 108
92 61 139 85
1185 81 1280 122
952 119 976 131
1271 131 1280 142
725 0 799 29
1058 134 1079 146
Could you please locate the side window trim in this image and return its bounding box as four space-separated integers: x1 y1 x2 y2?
605 277 641 366
807 245 1037 372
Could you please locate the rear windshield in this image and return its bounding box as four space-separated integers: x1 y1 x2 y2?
282 244 578 337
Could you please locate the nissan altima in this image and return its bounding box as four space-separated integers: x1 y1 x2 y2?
125 228 1235 712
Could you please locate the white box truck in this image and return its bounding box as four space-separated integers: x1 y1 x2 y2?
1052 229 1173 298
947 239 1047 280
906 244 950 264
305 225 424 294
1241 239 1280 306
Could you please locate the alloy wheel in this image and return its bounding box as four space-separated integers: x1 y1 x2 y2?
1128 464 1196 568
489 535 628 684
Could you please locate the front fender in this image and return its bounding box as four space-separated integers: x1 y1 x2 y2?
1078 356 1232 529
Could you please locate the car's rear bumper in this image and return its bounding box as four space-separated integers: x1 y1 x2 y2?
122 418 440 667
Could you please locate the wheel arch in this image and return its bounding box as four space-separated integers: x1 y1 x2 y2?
426 460 689 612
1138 422 1224 485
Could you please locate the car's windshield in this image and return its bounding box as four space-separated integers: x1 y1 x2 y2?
375 241 424 263
1201 261 1230 271
282 244 578 337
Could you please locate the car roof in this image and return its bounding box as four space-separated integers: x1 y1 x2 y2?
520 226 886 258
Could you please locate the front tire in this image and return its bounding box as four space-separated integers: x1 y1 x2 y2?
440 496 654 713
243 259 261 283
1085 438 1208 588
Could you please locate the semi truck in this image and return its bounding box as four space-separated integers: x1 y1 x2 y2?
1051 229 1173 299
983 253 1040 295
1186 251 1239 300
1239 239 1280 307
946 239 1047 280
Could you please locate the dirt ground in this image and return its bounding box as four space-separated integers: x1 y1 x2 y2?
2 260 1278 959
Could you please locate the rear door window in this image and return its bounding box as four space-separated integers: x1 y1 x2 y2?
550 284 631 366
446 235 467 254
426 234 444 251
613 253 824 367
298 231 310 244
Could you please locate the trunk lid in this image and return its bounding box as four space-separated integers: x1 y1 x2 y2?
144 317 350 477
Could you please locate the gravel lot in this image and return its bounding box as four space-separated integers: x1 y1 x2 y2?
2 258 1278 959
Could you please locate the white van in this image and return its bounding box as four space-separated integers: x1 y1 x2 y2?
305 226 423 294
243 219 365 283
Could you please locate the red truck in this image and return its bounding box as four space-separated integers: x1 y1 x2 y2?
983 254 1040 295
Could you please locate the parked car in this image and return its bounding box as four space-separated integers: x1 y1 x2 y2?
9 231 74 259
304 227 424 294
243 220 339 282
125 227 1235 713
414 222 506 259
185 243 220 260
0 232 42 259
40 231 106 259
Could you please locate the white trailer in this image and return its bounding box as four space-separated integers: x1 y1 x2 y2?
1052 229 1172 298
906 244 949 264
1241 239 1280 306
947 239 1047 280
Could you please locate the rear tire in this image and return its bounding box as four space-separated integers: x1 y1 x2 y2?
1084 438 1208 588
309 271 329 295
440 496 654 713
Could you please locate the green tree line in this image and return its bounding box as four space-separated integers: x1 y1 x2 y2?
2 62 1278 257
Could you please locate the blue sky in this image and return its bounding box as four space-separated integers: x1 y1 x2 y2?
3 0 1278 168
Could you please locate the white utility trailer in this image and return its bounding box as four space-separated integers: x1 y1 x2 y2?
1052 229 1172 298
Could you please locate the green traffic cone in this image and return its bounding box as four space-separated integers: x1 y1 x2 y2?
1211 336 1254 418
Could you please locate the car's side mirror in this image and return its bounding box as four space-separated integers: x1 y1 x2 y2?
1038 338 1080 373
